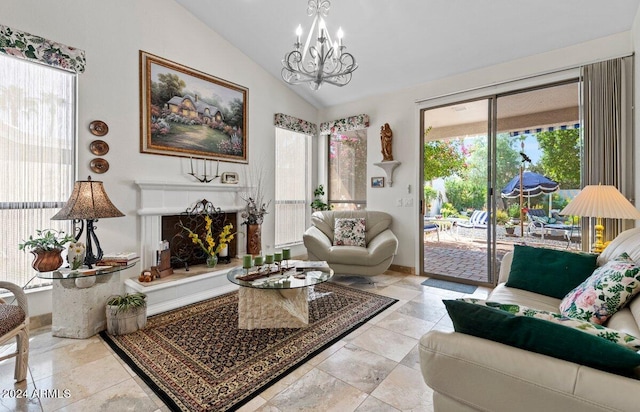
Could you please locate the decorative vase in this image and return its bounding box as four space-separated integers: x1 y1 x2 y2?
247 224 262 256
30 249 64 272
206 254 218 268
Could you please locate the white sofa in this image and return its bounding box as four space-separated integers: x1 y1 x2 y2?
419 227 640 412
303 210 398 276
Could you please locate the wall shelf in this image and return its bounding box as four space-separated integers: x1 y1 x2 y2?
373 161 401 187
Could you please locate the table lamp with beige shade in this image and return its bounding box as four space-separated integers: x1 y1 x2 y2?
560 184 640 253
51 176 124 268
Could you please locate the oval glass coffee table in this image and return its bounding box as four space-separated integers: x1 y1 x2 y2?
227 265 333 329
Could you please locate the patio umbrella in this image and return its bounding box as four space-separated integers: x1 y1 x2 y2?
500 171 560 199
501 171 559 237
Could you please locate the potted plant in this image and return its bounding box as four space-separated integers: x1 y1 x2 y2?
18 229 76 272
105 292 147 335
311 184 330 211
504 222 516 235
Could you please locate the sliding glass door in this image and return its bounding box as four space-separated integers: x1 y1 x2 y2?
422 98 494 284
421 81 581 286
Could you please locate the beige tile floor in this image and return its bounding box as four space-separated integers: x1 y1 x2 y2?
0 271 490 412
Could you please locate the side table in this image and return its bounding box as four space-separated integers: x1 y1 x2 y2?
36 263 137 338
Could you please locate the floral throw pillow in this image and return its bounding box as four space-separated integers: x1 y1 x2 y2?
559 253 640 325
458 298 640 350
333 218 366 247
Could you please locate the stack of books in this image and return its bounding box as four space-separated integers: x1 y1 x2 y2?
97 252 139 267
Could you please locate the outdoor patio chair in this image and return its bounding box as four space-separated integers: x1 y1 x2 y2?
457 210 488 228
424 223 440 241
526 209 551 236
526 209 577 242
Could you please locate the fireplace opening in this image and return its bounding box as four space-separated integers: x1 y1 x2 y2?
161 200 237 269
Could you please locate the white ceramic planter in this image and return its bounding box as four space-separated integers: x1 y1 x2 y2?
105 305 147 335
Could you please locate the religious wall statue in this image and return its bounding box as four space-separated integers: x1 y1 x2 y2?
380 123 393 161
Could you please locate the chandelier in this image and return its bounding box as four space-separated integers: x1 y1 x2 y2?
281 0 357 90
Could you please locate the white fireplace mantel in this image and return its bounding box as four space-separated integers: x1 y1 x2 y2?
135 180 249 268
135 180 250 215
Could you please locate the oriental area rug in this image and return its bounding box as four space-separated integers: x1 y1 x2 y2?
100 282 397 411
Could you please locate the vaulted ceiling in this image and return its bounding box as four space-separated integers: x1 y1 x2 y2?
174 0 640 109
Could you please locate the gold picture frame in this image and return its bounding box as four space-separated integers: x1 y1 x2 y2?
140 51 248 163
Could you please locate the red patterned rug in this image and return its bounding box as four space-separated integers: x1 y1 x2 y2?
100 282 396 411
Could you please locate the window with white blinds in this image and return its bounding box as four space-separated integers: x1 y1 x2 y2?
274 127 310 247
0 54 76 288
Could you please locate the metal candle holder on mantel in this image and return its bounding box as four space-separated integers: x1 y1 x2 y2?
188 157 221 183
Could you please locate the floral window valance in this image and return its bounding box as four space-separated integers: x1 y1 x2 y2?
274 113 317 135
319 114 370 135
0 25 86 74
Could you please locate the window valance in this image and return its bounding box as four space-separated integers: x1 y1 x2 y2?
319 114 370 135
274 113 317 135
0 25 86 74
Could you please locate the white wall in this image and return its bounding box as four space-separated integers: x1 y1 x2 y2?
319 32 634 272
2 0 318 316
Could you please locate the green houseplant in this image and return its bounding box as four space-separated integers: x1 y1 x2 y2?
311 184 330 211
504 221 516 235
18 229 76 272
105 292 147 335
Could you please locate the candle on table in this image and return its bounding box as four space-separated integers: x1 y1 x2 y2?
242 255 253 269
254 255 263 266
265 254 274 264
274 252 282 262
282 248 291 260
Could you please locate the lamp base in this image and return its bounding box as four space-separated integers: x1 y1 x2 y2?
82 219 103 268
591 219 605 254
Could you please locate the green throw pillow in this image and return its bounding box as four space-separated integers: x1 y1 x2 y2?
505 245 598 299
443 299 640 375
458 298 640 351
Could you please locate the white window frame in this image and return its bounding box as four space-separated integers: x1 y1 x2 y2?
274 127 311 247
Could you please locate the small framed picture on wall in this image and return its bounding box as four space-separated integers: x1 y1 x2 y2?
371 177 384 188
221 171 239 184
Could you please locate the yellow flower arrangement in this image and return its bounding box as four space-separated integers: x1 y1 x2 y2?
180 217 235 257
218 223 235 252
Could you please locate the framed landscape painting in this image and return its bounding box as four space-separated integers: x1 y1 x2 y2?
140 51 248 163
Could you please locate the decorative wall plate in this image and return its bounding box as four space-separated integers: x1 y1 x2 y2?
89 140 109 156
89 120 109 136
90 158 109 174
